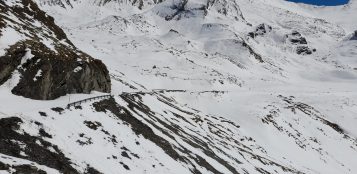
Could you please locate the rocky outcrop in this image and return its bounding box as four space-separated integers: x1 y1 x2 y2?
0 0 111 100
286 31 315 55
248 23 272 38
288 31 307 45
0 40 111 100
296 46 313 55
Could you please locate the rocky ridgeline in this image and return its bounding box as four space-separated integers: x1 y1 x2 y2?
0 0 111 100
38 0 245 21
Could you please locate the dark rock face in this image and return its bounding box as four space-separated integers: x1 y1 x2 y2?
0 47 25 85
0 40 111 100
0 0 111 100
248 23 272 38
0 161 10 170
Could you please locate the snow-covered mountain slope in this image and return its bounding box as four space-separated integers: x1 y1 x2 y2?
1 0 357 173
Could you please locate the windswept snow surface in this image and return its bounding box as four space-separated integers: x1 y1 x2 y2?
1 0 357 173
